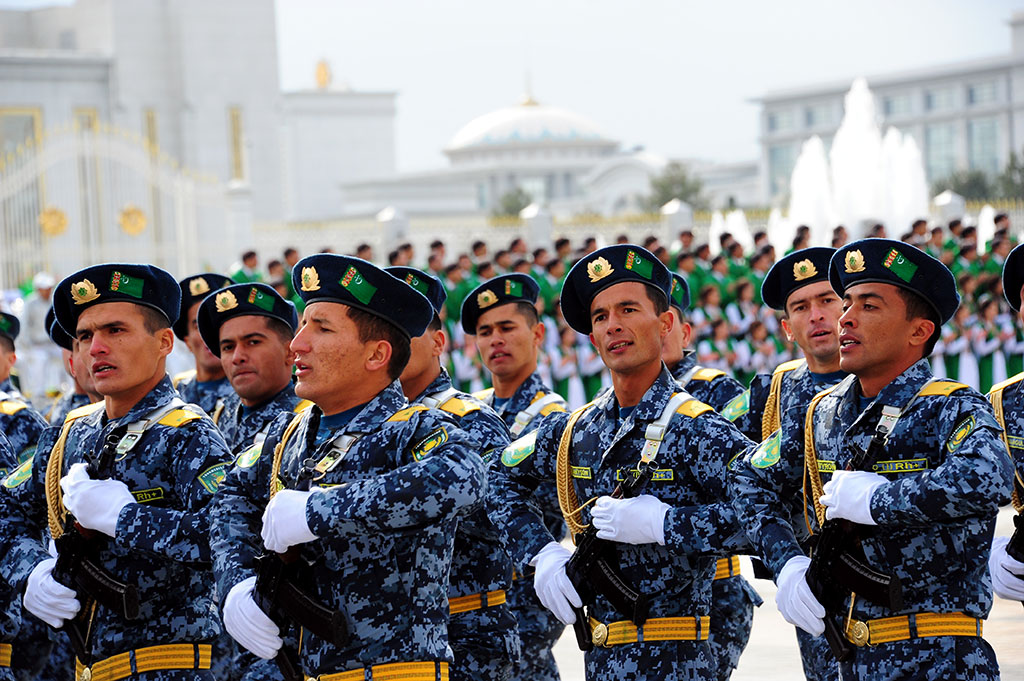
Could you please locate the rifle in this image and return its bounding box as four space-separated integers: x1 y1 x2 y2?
52 429 141 666
1006 476 1024 609
564 459 654 652
252 418 349 681
804 406 904 662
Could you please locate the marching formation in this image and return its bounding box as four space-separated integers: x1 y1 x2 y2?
0 227 1021 681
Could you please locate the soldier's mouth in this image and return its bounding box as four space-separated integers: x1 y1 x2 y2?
92 363 116 375
608 340 631 352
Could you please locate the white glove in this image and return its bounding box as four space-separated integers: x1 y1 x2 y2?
990 535 1024 601
532 541 582 625
819 470 886 525
23 558 81 628
776 555 825 636
223 576 282 660
60 462 135 537
261 489 320 553
591 494 669 545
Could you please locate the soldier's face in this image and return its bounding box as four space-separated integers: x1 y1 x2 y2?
838 283 933 383
781 281 842 362
661 306 692 368
589 282 672 375
399 325 445 388
219 315 294 406
1018 284 1024 327
76 302 172 398
184 301 222 373
475 304 542 380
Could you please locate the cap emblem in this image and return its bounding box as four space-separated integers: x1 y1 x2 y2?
793 259 817 281
215 290 238 313
587 257 613 283
300 267 321 292
845 250 866 274
71 279 100 305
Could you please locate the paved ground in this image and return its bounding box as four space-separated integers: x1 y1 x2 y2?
551 508 1024 680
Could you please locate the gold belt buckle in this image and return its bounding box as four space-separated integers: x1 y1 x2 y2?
592 622 609 647
848 619 870 647
79 668 93 681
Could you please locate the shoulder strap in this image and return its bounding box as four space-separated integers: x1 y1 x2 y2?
692 367 726 382
114 397 189 458
511 392 567 437
171 369 196 388
211 398 226 426
0 400 27 416
556 402 597 540
989 376 1024 513
421 387 461 410
269 410 309 499
641 392 696 463
472 388 494 405
763 359 806 441
677 365 701 386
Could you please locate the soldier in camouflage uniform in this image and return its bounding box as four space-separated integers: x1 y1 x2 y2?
0 263 233 680
987 243 1024 602
172 274 236 415
726 248 844 681
389 265 519 681
732 240 1012 681
0 431 21 681
210 254 485 680
45 308 101 427
661 272 760 681
196 282 304 451
0 312 48 466
460 272 567 681
490 245 752 681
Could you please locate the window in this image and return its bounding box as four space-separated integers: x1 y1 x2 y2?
882 93 912 117
768 143 798 196
924 123 957 180
968 117 999 175
804 103 831 128
924 87 956 113
767 109 794 133
74 107 98 132
563 172 574 197
967 81 998 106
228 106 244 180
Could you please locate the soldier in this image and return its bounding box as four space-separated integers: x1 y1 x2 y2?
460 272 567 681
0 431 20 681
172 274 236 415
45 308 101 427
0 263 233 680
726 247 844 681
210 254 485 680
732 240 1012 681
388 266 519 681
0 312 48 464
490 244 752 681
987 243 1024 601
660 272 761 681
195 282 305 450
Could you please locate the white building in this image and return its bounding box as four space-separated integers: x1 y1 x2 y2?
758 11 1024 202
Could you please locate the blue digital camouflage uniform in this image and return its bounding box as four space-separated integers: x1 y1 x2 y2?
214 384 303 453
0 432 21 681
671 352 762 681
411 368 518 681
46 392 92 428
490 367 752 681
989 373 1024 489
725 358 845 681
0 376 232 677
210 380 486 678
475 370 567 681
0 390 47 468
731 359 1012 681
174 371 235 417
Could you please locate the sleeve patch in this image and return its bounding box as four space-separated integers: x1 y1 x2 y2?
946 415 976 453
2 457 33 488
720 391 750 421
131 487 166 503
412 426 449 461
750 431 782 469
198 462 228 493
501 431 537 467
235 443 263 469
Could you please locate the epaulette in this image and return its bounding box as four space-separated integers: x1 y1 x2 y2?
157 408 203 427
293 399 314 413
677 399 713 418
171 369 196 388
0 400 28 416
691 368 726 382
989 374 1024 398
64 401 104 423
388 404 430 422
472 388 494 402
919 380 968 397
437 397 480 418
531 391 567 416
772 358 805 375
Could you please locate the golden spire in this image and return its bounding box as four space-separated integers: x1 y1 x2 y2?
520 69 538 106
315 59 332 91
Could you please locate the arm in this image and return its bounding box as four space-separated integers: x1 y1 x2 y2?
0 429 59 592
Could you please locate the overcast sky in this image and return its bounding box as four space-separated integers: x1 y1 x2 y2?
4 0 1021 172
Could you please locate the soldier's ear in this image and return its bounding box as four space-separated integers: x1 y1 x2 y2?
157 328 174 357
908 317 935 349
658 309 674 338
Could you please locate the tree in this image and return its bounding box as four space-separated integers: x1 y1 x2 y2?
642 162 709 212
930 169 994 201
996 151 1024 200
492 187 532 217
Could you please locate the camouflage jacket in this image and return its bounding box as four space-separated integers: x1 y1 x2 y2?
732 359 1013 620
0 376 232 658
46 391 92 428
216 382 304 453
671 351 745 413
0 390 47 464
175 373 234 417
987 372 1024 495
0 432 20 642
489 367 752 622
210 380 486 675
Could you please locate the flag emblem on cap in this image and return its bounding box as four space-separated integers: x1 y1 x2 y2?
844 250 866 274
625 250 653 279
505 279 523 297
189 278 210 296
340 266 377 305
478 289 498 308
248 287 275 311
587 257 613 283
71 279 100 305
882 248 918 283
216 290 238 313
403 273 429 296
109 271 143 299
301 267 321 292
793 259 817 281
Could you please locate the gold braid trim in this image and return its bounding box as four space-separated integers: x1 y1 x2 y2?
556 402 596 540
989 383 1024 513
269 411 307 500
762 361 802 441
802 388 834 534
44 418 81 539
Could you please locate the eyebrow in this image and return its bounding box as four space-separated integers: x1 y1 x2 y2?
77 320 127 336
787 291 834 309
844 291 886 303
221 331 268 345
591 299 642 319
